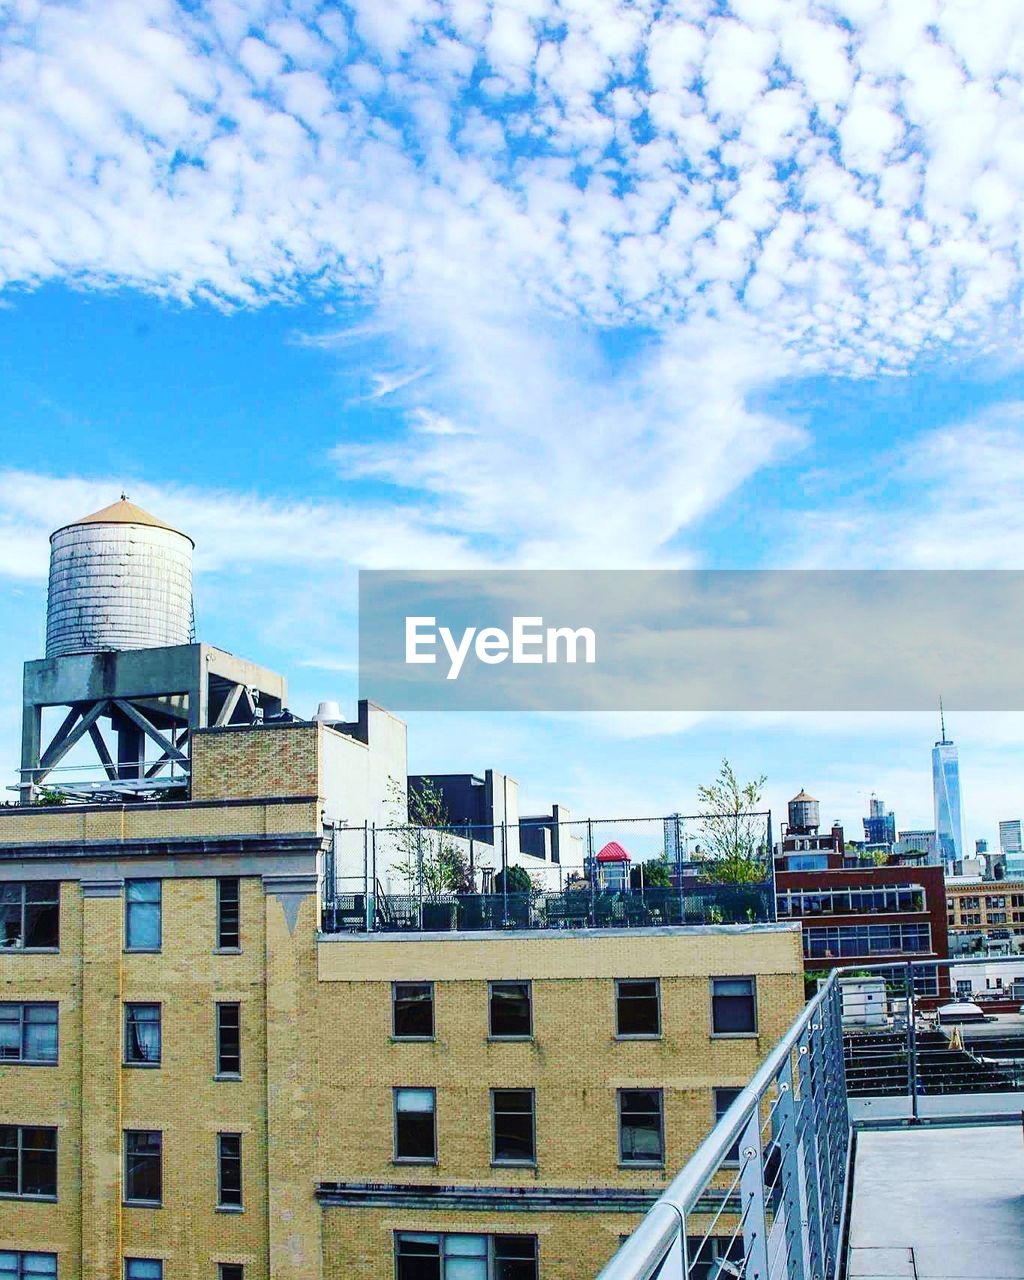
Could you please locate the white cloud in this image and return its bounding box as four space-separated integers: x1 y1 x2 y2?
0 0 1018 376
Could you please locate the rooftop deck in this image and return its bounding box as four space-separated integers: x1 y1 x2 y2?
849 1122 1024 1279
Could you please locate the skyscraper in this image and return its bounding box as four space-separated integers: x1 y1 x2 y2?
999 819 1023 879
932 701 963 872
863 794 896 848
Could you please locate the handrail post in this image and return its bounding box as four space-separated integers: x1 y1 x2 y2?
797 1027 826 1280
906 961 919 1122
776 1057 807 1280
739 1107 770 1280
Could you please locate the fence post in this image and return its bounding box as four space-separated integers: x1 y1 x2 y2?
417 826 424 931
501 820 509 926
587 820 596 927
906 961 919 1122
363 820 371 931
371 823 378 931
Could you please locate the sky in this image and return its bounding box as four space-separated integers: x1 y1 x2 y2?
1 0 1024 847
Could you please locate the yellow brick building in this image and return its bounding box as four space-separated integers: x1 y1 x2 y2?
0 719 804 1280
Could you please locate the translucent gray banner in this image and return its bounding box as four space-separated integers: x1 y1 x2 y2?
358 570 1024 711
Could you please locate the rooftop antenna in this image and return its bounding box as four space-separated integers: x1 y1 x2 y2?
940 696 947 742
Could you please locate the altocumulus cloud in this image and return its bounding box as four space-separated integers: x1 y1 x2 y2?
0 0 1022 372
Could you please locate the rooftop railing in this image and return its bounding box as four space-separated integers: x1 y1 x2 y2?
597 954 1024 1280
321 811 776 934
322 883 775 934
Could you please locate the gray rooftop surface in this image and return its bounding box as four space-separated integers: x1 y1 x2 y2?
847 1122 1024 1279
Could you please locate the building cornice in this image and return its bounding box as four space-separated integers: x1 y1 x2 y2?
0 832 326 863
315 1182 736 1214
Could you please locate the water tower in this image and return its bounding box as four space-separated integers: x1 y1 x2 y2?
788 789 820 835
20 497 287 803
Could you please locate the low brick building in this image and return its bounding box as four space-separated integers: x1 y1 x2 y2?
775 789 949 990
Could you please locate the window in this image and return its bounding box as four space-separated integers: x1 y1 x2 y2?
786 854 828 871
393 982 434 1039
956 979 973 997
0 1255 58 1280
615 980 660 1037
124 1004 161 1066
618 1089 664 1165
124 1263 162 1280
778 885 926 918
989 912 1007 924
685 1235 745 1280
125 880 161 951
124 1130 162 1205
394 1233 537 1280
216 1003 241 1077
394 1088 436 1162
217 878 241 950
0 1126 57 1198
713 1087 743 1165
491 1090 535 1165
488 982 531 1038
217 1133 242 1209
0 1003 58 1064
803 923 932 960
0 882 59 950
219 1268 244 1280
711 977 757 1035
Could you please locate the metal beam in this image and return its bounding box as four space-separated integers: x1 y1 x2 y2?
112 699 188 764
87 723 118 782
144 729 189 779
214 682 245 727
38 706 82 769
37 701 109 775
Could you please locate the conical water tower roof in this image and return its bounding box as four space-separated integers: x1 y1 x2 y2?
790 789 816 803
52 497 193 546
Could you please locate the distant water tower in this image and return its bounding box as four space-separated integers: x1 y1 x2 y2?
46 497 194 657
20 497 287 804
788 789 820 834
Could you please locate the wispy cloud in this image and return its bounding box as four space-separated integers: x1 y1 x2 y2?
0 471 485 580
365 367 431 400
789 402 1024 569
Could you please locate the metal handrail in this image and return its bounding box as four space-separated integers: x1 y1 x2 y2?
598 953 1024 1280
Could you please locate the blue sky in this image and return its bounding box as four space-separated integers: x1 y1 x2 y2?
1 0 1024 845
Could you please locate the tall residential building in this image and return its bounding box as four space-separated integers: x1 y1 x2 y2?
863 795 896 849
932 705 963 872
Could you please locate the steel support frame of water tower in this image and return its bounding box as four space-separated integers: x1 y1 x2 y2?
19 642 287 804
